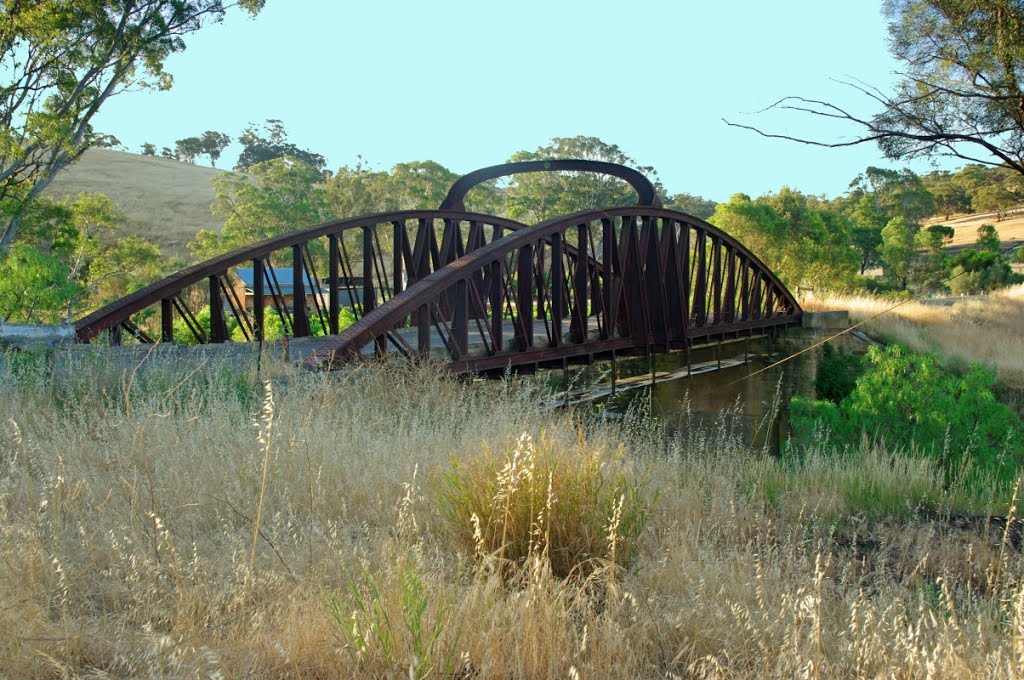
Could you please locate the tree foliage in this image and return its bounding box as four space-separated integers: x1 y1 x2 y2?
880 216 918 288
504 137 662 223
729 1 1024 178
171 130 230 166
975 224 1002 252
923 172 970 219
200 130 231 167
909 224 955 290
849 225 884 275
847 167 936 226
235 119 326 175
0 243 80 323
876 0 1024 172
664 192 718 220
791 345 1023 487
1 191 166 321
388 161 462 210
324 159 397 218
948 224 1023 293
192 157 329 260
0 0 264 253
174 136 204 164
972 183 1018 219
815 343 865 404
710 188 860 290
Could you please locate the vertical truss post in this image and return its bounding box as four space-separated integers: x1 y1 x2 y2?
362 226 385 354
739 259 749 321
572 222 588 343
611 350 617 395
621 216 645 341
489 260 503 352
362 226 376 316
711 238 722 326
681 224 691 332
751 271 763 321
161 298 173 342
693 230 707 326
550 233 564 347
723 247 736 323
516 242 533 350
209 275 227 343
641 215 663 344
417 303 431 356
253 258 265 342
601 218 614 339
393 221 406 300
328 235 340 335
534 237 545 321
452 279 468 358
292 245 310 337
662 220 685 341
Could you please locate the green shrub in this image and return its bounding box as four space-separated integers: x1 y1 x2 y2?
792 344 1023 488
788 397 849 453
435 432 653 578
173 304 358 344
325 559 459 680
816 343 864 404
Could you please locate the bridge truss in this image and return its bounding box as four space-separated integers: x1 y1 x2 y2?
73 161 802 373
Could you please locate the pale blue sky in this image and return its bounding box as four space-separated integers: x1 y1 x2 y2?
94 1 954 202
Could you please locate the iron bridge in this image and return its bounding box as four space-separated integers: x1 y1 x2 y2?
73 160 802 373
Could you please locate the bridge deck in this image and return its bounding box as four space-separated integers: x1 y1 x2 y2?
309 315 784 370
73 200 803 375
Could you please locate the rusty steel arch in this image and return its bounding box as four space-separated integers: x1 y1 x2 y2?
73 160 801 374
306 206 802 373
73 210 535 345
439 160 662 212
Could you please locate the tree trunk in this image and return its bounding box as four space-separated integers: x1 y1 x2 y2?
0 155 67 255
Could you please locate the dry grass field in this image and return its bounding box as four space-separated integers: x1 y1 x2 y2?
44 148 226 257
925 209 1024 251
1 352 1023 678
805 285 1024 391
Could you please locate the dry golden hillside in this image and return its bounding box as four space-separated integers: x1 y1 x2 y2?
925 208 1024 250
44 148 226 257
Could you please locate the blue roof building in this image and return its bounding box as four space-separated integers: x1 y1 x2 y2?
233 267 317 296
232 267 362 307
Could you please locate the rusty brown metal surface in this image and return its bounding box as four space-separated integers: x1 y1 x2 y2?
305 206 801 372
73 161 802 375
439 160 662 212
73 210 532 343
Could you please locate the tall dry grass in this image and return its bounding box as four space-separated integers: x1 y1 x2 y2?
1 350 1023 677
806 284 1024 389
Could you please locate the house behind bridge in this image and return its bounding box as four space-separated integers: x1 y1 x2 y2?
230 267 364 312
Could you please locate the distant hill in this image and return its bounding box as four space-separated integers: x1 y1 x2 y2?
43 149 1024 267
44 148 226 257
925 208 1024 251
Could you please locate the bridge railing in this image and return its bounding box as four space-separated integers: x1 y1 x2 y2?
308 207 802 373
73 210 533 345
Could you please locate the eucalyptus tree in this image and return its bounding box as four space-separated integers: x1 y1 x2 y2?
728 1 1024 177
0 0 265 252
504 136 663 223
